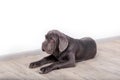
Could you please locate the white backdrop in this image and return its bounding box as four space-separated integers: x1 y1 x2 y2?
0 0 120 56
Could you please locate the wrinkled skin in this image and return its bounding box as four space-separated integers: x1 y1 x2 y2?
29 30 97 74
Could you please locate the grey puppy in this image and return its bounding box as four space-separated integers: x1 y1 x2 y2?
29 30 97 74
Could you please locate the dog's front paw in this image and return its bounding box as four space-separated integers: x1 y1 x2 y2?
40 66 53 74
29 62 40 68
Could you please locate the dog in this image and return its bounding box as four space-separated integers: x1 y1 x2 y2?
29 30 97 74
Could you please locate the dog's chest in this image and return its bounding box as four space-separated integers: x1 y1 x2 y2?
57 53 68 62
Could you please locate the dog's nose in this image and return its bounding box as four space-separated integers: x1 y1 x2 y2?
42 48 45 51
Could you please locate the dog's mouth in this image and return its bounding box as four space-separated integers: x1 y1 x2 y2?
42 47 54 54
43 49 54 54
47 50 54 54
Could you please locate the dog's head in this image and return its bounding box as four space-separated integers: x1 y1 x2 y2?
42 30 68 54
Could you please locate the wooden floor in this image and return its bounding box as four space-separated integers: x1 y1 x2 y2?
0 37 120 80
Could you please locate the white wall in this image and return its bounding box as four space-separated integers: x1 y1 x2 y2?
0 0 120 56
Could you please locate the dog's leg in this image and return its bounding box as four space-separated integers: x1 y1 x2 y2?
29 55 57 68
40 52 75 74
40 61 75 74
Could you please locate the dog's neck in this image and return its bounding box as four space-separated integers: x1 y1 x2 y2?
52 49 60 58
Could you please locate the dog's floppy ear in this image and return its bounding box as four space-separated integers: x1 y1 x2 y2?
58 33 68 52
47 30 68 52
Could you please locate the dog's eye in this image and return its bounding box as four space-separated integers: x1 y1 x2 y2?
49 37 52 40
49 37 54 42
47 37 52 41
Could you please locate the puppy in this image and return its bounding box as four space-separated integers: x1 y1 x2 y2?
29 30 97 74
